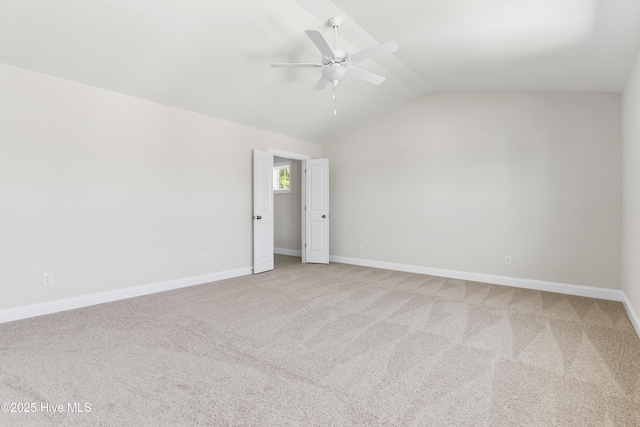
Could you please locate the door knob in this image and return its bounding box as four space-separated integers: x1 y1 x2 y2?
256 215 262 220
322 215 326 218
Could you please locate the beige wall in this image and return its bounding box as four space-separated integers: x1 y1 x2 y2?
273 157 302 253
325 92 622 289
622 51 640 317
0 63 321 310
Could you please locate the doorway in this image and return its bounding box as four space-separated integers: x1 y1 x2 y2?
274 156 302 268
252 149 329 274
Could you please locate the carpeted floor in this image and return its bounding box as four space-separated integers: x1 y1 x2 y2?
1 261 639 426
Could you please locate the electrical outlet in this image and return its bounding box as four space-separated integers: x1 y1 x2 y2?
359 243 364 251
42 272 54 286
505 256 512 266
202 253 209 263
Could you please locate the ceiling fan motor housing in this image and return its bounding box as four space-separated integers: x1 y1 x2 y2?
322 50 349 66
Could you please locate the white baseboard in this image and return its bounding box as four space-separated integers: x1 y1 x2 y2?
0 267 253 324
621 292 640 338
274 247 302 257
5 257 637 340
329 255 623 302
333 252 637 340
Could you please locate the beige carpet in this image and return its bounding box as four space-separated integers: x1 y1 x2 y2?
1 262 639 426
274 253 301 268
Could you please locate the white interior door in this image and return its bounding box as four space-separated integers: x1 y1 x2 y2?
253 149 274 274
305 159 329 264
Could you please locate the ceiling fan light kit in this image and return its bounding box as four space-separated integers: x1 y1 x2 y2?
270 17 398 114
323 63 348 84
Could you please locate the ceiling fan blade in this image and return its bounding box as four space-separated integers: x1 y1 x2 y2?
270 63 323 68
313 76 330 91
305 30 334 59
348 67 386 85
349 40 398 63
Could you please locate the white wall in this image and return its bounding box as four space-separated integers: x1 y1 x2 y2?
273 157 302 253
0 61 628 314
622 51 640 317
0 63 321 310
325 92 621 290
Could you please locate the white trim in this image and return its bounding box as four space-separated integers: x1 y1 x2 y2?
329 255 623 302
268 148 310 161
0 267 252 324
301 160 306 264
621 291 640 338
274 247 303 257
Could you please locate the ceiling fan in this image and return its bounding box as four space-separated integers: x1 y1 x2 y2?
270 17 398 98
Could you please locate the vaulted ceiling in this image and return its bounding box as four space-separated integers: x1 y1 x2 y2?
2 0 640 143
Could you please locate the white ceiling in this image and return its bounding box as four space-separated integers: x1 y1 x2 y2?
2 0 640 143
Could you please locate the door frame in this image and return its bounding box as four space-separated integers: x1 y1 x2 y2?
267 149 310 264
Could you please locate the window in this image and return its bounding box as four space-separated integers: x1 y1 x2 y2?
273 161 291 193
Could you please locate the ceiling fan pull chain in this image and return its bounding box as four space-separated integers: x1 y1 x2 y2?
333 82 337 116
